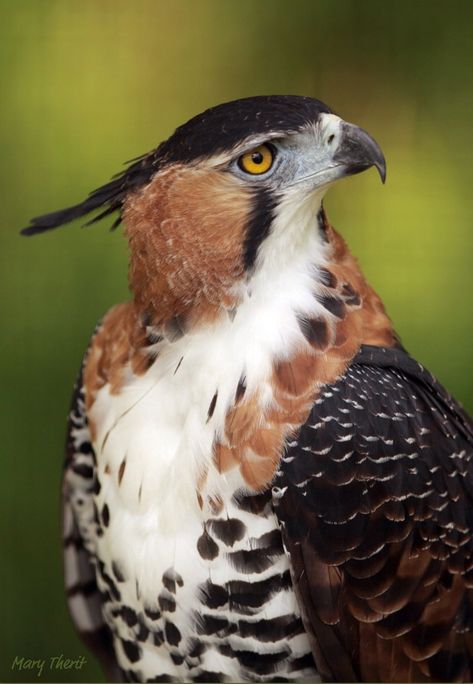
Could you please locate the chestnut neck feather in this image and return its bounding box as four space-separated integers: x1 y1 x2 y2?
123 166 251 332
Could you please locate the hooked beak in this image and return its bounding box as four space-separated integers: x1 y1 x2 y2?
333 121 386 184
288 114 386 190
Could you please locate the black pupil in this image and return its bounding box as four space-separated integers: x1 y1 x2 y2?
251 151 264 165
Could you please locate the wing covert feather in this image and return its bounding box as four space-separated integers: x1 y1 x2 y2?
274 345 473 682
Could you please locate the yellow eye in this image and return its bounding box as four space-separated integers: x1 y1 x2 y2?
238 144 274 175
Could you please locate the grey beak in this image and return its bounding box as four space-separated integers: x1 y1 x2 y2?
333 122 386 183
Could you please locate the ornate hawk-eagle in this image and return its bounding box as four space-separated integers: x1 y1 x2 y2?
23 96 473 682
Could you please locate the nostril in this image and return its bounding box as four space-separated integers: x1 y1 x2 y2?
327 134 335 145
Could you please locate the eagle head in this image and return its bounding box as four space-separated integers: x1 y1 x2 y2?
22 95 385 332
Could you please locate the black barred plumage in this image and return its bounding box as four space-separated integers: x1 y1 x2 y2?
63 366 122 682
25 95 472 681
64 361 316 682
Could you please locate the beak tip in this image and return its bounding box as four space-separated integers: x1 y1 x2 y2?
377 161 387 184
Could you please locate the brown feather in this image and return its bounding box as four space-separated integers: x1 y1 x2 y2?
123 165 249 329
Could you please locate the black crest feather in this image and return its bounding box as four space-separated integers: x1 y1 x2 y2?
21 150 162 236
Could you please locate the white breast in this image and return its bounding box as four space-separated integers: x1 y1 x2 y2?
84 199 327 680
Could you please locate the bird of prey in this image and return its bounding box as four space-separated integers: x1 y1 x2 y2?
23 95 473 683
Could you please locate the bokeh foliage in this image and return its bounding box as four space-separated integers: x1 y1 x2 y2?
1 1 472 681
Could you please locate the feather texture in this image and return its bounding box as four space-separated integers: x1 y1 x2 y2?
274 345 473 682
63 359 123 682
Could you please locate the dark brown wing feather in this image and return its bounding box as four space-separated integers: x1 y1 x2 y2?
273 345 473 682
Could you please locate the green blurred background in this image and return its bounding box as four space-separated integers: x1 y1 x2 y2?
1 0 472 681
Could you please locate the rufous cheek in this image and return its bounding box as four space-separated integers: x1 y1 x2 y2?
123 166 252 329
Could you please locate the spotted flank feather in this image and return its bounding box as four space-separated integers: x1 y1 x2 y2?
63 362 123 682
274 345 473 682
